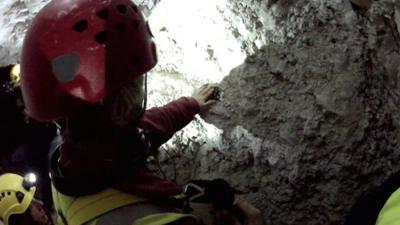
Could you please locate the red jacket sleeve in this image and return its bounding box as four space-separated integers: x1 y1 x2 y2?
139 97 200 151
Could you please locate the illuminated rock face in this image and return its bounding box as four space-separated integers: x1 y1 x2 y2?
1 0 400 225
202 1 400 224
154 1 400 225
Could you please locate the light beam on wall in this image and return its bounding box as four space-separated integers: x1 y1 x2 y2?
148 0 246 83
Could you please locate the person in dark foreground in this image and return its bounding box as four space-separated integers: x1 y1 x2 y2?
0 65 57 209
0 173 53 225
18 0 266 224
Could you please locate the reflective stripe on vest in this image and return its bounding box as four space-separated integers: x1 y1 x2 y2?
52 184 146 225
94 202 194 225
376 187 400 225
85 213 194 225
52 184 195 225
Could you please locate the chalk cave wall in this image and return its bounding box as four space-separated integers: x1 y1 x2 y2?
154 1 400 224
1 0 400 224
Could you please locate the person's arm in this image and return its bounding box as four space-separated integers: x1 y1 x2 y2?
139 97 199 150
139 85 217 150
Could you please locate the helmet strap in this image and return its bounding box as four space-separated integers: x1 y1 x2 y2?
142 73 148 111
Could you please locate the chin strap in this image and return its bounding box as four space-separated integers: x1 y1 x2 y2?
134 73 148 125
143 73 148 111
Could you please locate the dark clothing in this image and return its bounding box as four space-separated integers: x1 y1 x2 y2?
345 171 400 225
0 66 58 208
9 123 58 209
57 97 200 198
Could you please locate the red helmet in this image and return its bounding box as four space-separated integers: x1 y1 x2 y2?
21 0 157 121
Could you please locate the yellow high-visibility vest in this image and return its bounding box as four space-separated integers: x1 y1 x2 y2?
51 184 194 225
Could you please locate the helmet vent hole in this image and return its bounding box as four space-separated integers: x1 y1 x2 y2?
116 22 126 32
73 20 88 32
15 191 24 203
132 20 140 29
96 8 109 20
117 5 127 14
95 31 107 44
131 4 138 13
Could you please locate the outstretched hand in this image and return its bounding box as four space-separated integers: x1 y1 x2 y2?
192 84 218 112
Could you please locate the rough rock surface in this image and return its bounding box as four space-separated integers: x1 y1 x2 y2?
1 0 400 225
154 0 400 225
201 0 400 224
